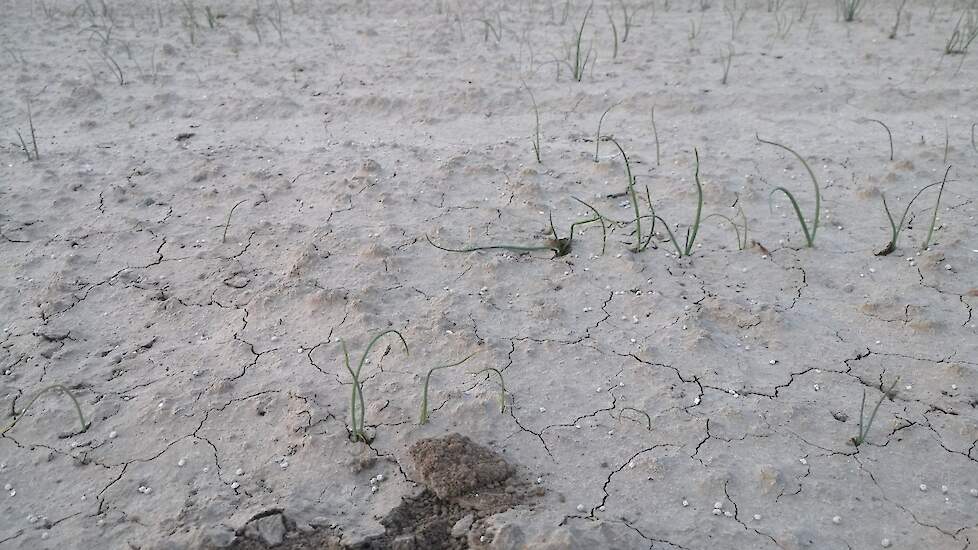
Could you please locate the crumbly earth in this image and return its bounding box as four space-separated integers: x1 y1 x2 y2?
1 1 977 549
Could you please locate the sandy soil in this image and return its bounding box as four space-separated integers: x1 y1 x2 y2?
2 0 978 548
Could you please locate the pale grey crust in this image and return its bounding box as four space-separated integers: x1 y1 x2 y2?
1 1 976 549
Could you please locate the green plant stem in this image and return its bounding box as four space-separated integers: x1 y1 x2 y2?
683 148 704 256
419 352 478 425
472 367 506 413
923 166 951 249
2 385 90 435
757 134 821 247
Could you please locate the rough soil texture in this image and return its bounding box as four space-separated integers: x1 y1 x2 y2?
2 1 978 549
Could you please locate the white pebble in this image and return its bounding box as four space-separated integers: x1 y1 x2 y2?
682 499 689 507
576 504 586 512
235 468 244 475
376 474 384 482
714 502 723 509
881 538 891 548
712 508 721 516
108 431 118 439
177 458 186 467
919 484 927 492
230 482 239 489
970 488 978 497
832 515 842 524
753 514 762 521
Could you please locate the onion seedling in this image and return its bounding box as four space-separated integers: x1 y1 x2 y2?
851 378 899 447
419 352 478 425
2 385 90 436
757 134 821 247
341 330 409 443
876 169 950 256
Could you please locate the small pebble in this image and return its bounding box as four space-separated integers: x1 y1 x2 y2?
832 516 842 524
714 502 723 509
941 485 948 494
576 504 586 512
230 482 239 489
108 431 118 439
177 458 186 467
919 484 927 492
682 499 689 507
712 509 721 516
753 514 762 521
970 488 978 497
881 538 891 548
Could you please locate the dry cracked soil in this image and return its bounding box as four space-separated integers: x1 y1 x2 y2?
2 1 978 549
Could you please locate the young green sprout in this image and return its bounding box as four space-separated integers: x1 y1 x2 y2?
419 352 478 425
923 166 951 250
472 367 507 413
525 84 543 164
757 134 821 248
644 148 705 258
569 3 593 81
426 207 605 258
604 137 653 253
594 101 621 162
2 385 90 436
341 330 409 443
876 169 950 256
838 0 866 22
851 378 899 447
617 407 652 431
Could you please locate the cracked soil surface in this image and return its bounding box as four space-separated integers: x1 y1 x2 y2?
2 1 978 549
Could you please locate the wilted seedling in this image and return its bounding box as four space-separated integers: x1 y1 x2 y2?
617 407 652 431
876 168 950 256
426 207 605 258
757 134 821 248
2 385 90 436
419 352 478 425
860 118 894 161
341 330 409 443
472 367 507 413
705 204 749 251
222 199 247 243
851 378 899 447
594 101 621 162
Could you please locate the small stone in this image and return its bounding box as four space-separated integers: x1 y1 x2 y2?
235 468 244 476
714 502 723 509
451 514 474 538
970 488 978 497
177 458 186 467
108 431 118 439
832 516 842 524
941 485 948 493
230 482 239 490
724 511 733 517
682 500 689 507
712 509 721 516
753 514 762 521
919 484 927 492
576 504 586 512
256 514 286 546
881 538 891 548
